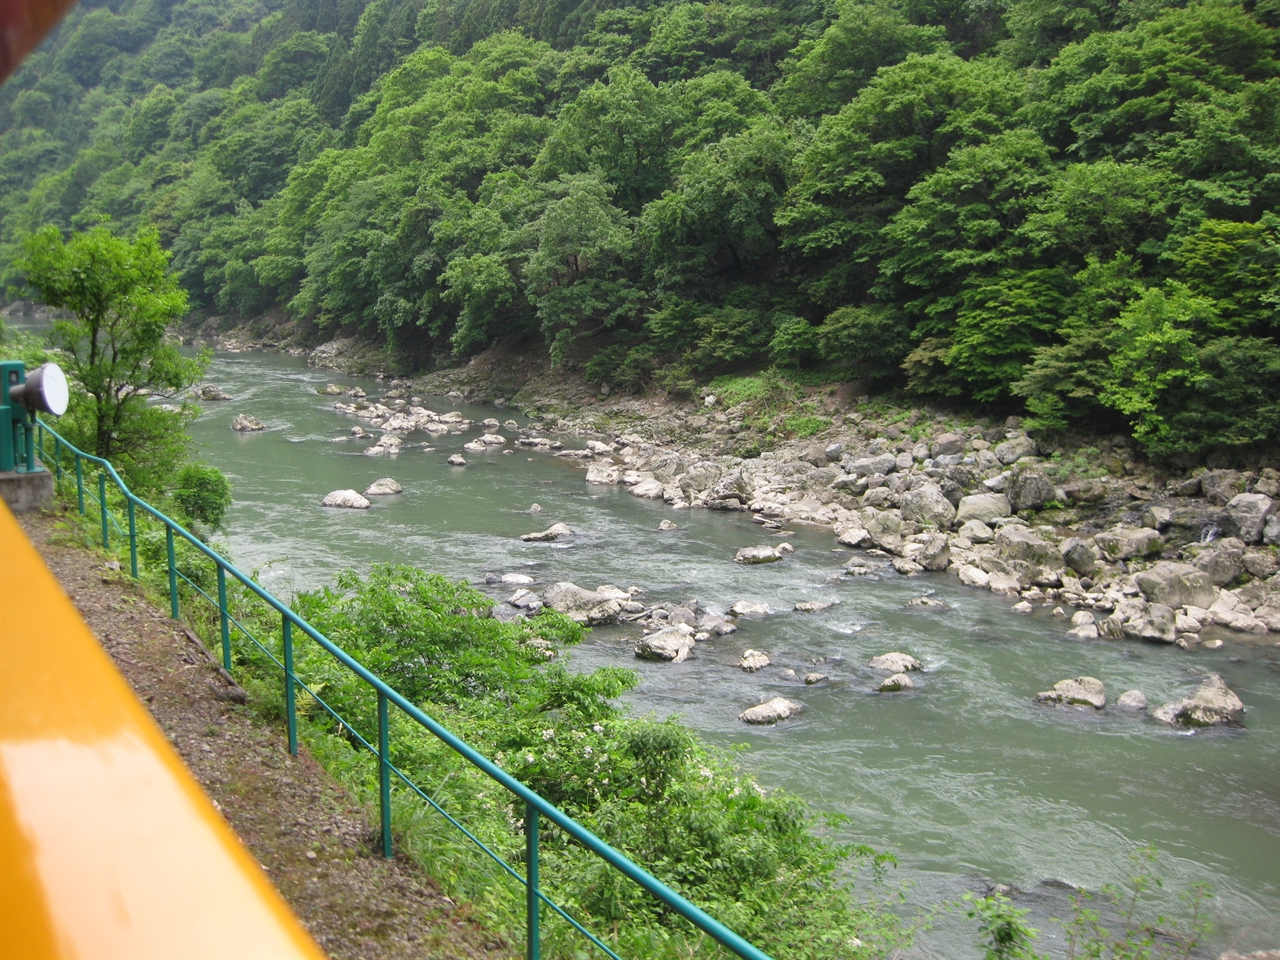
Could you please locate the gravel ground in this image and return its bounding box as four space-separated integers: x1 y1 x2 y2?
20 508 511 960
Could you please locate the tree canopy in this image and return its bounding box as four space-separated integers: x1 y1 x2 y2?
2 0 1277 460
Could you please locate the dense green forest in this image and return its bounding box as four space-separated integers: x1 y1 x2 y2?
2 0 1278 459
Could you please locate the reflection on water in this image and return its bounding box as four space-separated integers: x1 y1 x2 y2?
182 350 1280 956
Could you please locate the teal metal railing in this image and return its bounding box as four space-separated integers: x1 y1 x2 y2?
34 419 775 960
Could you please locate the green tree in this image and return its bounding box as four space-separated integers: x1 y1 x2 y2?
15 225 205 494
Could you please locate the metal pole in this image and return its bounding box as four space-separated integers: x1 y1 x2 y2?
127 500 138 579
526 802 541 960
24 419 35 472
99 472 109 549
166 525 178 619
378 691 392 859
282 617 297 756
218 565 230 670
54 437 61 481
75 455 84 514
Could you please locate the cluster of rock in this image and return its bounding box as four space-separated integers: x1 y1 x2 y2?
1036 674 1244 727
194 383 233 401
565 418 1279 643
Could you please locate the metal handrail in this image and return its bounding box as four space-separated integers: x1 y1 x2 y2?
35 419 776 960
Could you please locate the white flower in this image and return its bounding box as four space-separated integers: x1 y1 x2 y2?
583 745 593 756
525 753 536 764
541 728 555 740
592 723 604 734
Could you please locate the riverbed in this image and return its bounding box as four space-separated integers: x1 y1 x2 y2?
186 348 1279 956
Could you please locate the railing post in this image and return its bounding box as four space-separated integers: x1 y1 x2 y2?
282 617 297 756
127 499 138 579
36 423 44 461
378 691 392 859
526 802 540 960
217 565 231 670
75 455 84 515
99 472 109 550
166 525 179 619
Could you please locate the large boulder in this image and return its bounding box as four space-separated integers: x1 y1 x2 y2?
1094 526 1163 561
1007 469 1055 512
1193 538 1246 586
954 494 1012 526
635 626 696 663
1224 493 1273 544
1059 537 1098 576
868 652 922 672
1152 674 1244 727
739 649 772 672
1134 561 1216 609
231 413 265 432
739 697 803 725
958 519 995 543
1036 676 1106 709
543 582 625 625
863 508 903 551
1121 602 1176 643
918 534 951 571
993 435 1038 465
736 545 783 564
321 489 370 509
996 527 1063 569
729 600 771 617
879 673 915 692
1199 470 1245 506
521 522 575 542
901 484 957 529
930 432 967 458
586 462 622 484
629 478 666 499
848 453 898 477
364 478 403 496
197 383 233 401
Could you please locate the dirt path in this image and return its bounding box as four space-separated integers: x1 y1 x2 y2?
19 508 511 960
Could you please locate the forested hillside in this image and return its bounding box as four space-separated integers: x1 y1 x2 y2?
2 0 1278 460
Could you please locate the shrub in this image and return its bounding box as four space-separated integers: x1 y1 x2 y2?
171 463 233 530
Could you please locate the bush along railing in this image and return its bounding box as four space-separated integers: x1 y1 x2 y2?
34 419 777 960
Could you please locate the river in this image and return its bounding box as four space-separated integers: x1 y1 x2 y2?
181 348 1279 956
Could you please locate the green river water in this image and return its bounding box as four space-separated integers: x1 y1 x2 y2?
171 348 1278 956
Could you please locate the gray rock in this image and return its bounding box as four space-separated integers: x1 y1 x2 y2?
1265 515 1280 546
906 595 949 608
658 519 680 531
835 523 870 547
740 649 772 672
543 581 613 621
629 477 665 499
1008 469 1055 512
868 652 922 672
880 672 915 692
930 432 967 458
825 442 844 461
500 573 535 585
198 383 233 401
231 413 265 432
849 453 897 477
447 453 467 466
1199 469 1245 506
901 483 957 529
863 508 903 551
521 522 575 542
996 527 1063 569
1116 690 1148 711
1121 602 1176 643
321 489 371 509
794 600 835 612
1134 561 1216 609
1152 674 1244 726
735 545 782 564
1244 550 1280 579
1224 493 1273 544
1036 676 1106 709
955 493 1012 526
635 626 696 663
804 672 828 685
1060 537 1098 576
1193 538 1246 586
729 600 771 617
993 435 1038 465
918 534 951 571
739 697 803 725
363 478 403 496
1094 526 1163 561
958 519 995 543
1142 505 1173 530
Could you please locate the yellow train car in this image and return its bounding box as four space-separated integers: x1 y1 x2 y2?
1 500 325 959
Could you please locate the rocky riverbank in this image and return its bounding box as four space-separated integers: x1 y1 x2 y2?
207 332 1280 706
